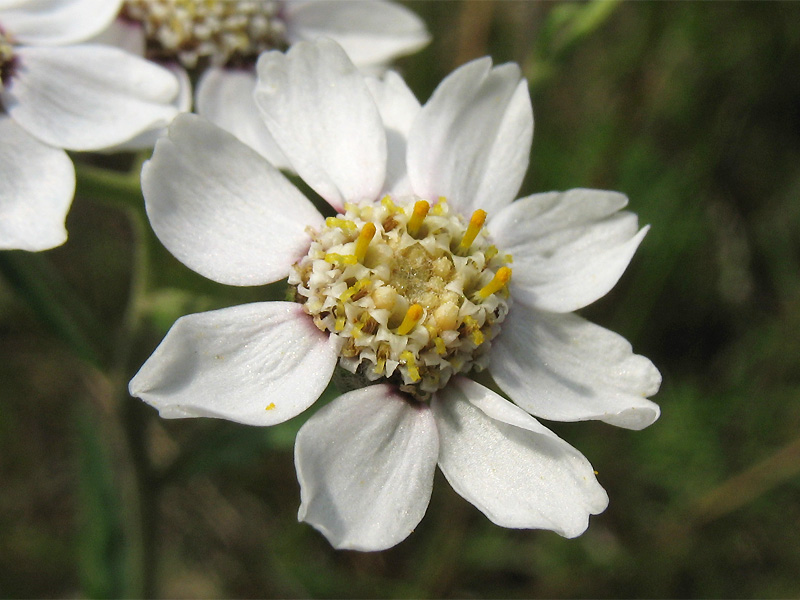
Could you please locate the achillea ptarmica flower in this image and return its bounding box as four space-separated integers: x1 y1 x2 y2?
108 0 430 165
130 39 661 551
0 0 181 251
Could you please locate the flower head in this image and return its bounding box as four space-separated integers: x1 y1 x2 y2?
0 0 182 251
121 0 288 69
131 39 661 551
106 0 430 165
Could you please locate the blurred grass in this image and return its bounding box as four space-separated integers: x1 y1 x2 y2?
2 1 800 598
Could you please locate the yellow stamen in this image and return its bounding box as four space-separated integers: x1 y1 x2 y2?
400 350 421 382
406 200 430 237
458 209 487 252
478 266 512 299
461 314 484 345
352 311 372 338
373 344 389 375
381 195 398 213
325 217 357 231
374 357 386 375
485 245 499 260
340 278 371 302
335 315 346 332
432 196 447 216
325 253 357 266
463 315 478 329
354 222 376 263
396 303 424 335
434 337 447 355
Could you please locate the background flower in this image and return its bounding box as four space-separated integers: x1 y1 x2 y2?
0 0 181 251
99 0 430 165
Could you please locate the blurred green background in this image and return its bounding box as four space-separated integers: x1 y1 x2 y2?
2 1 800 597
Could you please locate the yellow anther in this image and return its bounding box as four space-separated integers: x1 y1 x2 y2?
381 195 398 213
354 222 376 263
265 402 276 411
407 200 430 237
471 329 485 346
335 315 346 332
400 350 421 382
396 303 424 335
432 196 447 216
325 253 357 266
325 217 357 231
352 311 372 338
485 245 499 260
458 209 487 252
374 357 386 375
504 254 513 264
478 266 512 299
434 337 447 355
340 279 371 302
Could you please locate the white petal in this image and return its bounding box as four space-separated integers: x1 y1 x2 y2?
295 384 438 551
433 377 608 538
0 0 123 45
364 70 420 196
254 39 387 211
129 302 338 427
3 45 180 151
142 113 323 286
285 0 430 70
491 304 661 429
407 57 533 217
489 189 649 312
0 114 73 251
195 66 291 170
104 62 192 151
85 17 146 56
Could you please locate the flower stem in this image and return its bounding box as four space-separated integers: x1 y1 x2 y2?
75 156 146 210
0 250 105 368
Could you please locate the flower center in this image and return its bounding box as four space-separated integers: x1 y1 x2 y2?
0 26 15 88
290 196 513 401
121 0 287 69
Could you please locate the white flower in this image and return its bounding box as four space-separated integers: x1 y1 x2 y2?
0 0 182 251
130 39 661 552
103 0 430 166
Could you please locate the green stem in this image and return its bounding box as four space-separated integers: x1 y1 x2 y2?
112 199 160 598
71 158 161 597
75 158 146 209
0 251 106 368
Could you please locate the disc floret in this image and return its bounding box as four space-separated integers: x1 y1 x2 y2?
122 0 287 69
290 196 513 400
